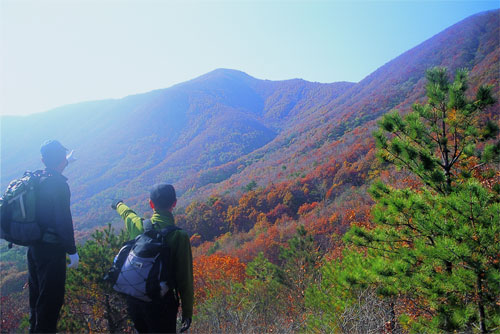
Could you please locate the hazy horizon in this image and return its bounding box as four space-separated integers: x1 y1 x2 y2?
1 1 498 116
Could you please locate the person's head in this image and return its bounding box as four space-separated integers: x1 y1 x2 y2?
40 140 68 172
149 183 177 213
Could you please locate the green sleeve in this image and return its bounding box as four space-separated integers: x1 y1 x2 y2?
175 231 194 319
116 203 144 239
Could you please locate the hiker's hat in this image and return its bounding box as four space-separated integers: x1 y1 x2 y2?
150 183 176 209
41 140 68 164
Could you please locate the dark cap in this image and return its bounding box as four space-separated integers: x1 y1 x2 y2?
150 183 176 210
40 140 68 167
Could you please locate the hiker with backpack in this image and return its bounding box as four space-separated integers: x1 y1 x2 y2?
27 140 79 333
110 183 193 333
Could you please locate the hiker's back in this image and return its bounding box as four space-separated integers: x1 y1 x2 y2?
162 228 189 270
36 172 70 230
25 139 78 334
35 170 75 254
112 197 194 333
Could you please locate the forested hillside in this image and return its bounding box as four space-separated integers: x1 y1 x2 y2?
1 70 354 234
2 11 498 236
0 9 498 334
184 8 499 203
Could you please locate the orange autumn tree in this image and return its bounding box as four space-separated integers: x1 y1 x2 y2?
191 255 248 333
193 254 246 302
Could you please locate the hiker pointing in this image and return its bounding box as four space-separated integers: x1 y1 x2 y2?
111 184 193 333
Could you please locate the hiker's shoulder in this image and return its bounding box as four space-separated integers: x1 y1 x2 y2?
169 227 190 245
38 171 69 193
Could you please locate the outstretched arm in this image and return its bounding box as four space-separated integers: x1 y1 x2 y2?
114 202 144 239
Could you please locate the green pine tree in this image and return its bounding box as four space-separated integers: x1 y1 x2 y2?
278 225 321 331
308 67 499 333
373 67 498 194
280 225 320 301
58 224 132 333
244 252 287 331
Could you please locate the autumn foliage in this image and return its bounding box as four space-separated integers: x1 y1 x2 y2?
193 255 246 302
1 11 499 332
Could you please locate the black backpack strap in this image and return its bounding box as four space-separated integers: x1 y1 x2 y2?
36 170 50 183
143 218 181 235
159 225 181 236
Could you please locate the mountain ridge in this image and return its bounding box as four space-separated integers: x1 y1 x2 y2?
178 9 499 204
1 9 498 234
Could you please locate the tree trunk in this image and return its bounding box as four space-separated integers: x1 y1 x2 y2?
477 274 488 333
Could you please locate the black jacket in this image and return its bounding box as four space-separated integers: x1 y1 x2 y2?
36 169 76 254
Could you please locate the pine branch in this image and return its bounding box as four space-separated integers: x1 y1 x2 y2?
383 149 446 195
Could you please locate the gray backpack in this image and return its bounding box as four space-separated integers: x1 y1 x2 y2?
107 220 180 302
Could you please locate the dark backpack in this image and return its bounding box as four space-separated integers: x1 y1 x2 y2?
105 219 180 302
0 171 45 246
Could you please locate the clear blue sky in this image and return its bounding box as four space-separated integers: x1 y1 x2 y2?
1 0 498 116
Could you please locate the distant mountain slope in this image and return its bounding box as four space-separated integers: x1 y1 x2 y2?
1 10 498 234
1 69 353 232
181 9 499 204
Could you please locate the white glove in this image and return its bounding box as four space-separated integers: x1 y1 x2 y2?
160 281 169 297
68 252 79 269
